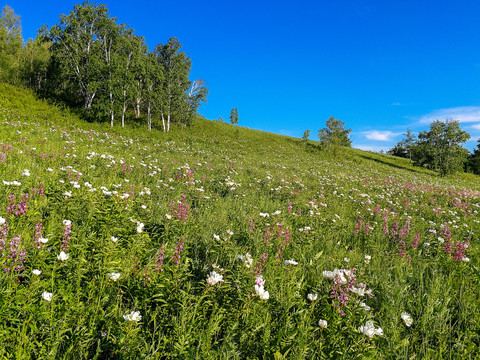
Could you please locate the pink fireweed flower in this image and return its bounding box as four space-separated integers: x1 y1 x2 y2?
61 220 72 251
172 237 184 266
249 217 255 234
411 232 420 248
354 216 362 237
329 268 357 315
155 246 165 272
253 252 268 276
34 221 43 249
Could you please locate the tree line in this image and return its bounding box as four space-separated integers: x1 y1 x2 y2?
305 117 480 178
388 120 480 177
0 2 209 132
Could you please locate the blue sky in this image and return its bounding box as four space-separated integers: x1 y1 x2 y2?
4 0 480 151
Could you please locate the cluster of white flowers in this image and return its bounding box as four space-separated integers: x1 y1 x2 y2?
108 272 121 281
358 321 383 338
237 252 253 268
206 271 224 285
307 293 318 301
39 237 49 244
2 180 21 186
284 259 298 266
42 291 53 302
254 276 269 300
298 226 311 232
57 251 69 261
322 269 351 284
401 312 413 327
123 311 142 322
359 301 371 311
318 319 328 328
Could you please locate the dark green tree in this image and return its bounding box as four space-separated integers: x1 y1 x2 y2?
318 117 351 155
466 139 480 175
387 142 407 158
20 36 51 92
229 107 238 125
302 130 311 142
388 129 416 162
413 120 470 177
403 129 416 164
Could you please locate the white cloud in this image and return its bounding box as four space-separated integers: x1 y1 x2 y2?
419 106 480 124
470 123 480 130
355 144 390 153
362 130 400 141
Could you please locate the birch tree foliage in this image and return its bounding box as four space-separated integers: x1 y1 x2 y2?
187 79 209 115
0 6 23 83
118 31 147 128
144 52 164 131
154 37 191 132
48 1 115 111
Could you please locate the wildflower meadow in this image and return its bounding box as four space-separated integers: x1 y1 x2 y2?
0 84 480 359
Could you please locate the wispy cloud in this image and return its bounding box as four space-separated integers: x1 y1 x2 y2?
355 144 390 152
391 102 402 106
419 106 480 124
362 130 400 141
470 123 480 130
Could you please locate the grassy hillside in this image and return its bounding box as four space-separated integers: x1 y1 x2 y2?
0 83 479 359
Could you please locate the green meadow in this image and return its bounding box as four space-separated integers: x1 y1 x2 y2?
0 83 479 359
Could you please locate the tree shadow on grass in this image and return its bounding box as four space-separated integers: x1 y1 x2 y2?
356 154 432 175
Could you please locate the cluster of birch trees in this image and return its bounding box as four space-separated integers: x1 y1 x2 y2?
0 2 208 132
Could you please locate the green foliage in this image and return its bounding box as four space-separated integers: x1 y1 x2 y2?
413 120 470 177
0 3 203 132
467 139 480 175
389 129 416 164
0 6 23 84
20 37 51 93
318 117 351 156
302 130 311 142
229 107 239 125
154 37 192 132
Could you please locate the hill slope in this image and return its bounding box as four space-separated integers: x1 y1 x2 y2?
0 83 479 359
